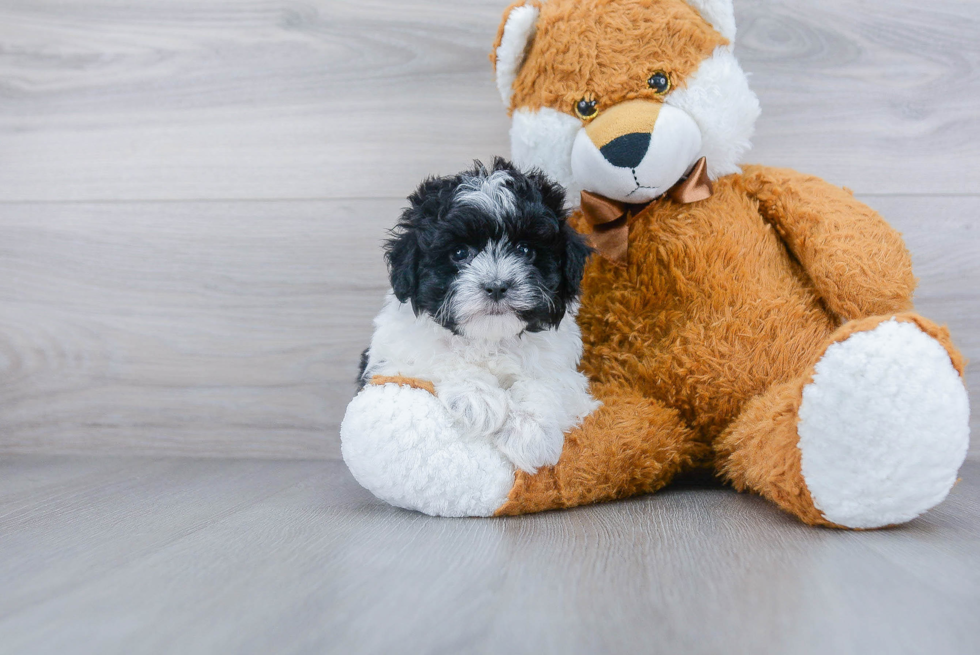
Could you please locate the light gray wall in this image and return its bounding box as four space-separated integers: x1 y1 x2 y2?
0 0 977 458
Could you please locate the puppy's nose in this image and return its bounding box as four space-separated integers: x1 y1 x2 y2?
484 281 509 301
600 132 651 169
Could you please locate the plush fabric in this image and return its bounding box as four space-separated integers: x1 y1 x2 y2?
664 47 760 180
715 314 967 527
343 0 973 527
494 3 541 106
493 0 728 116
484 0 971 527
497 2 759 196
795 316 969 528
510 107 584 198
495 382 705 515
371 375 436 396
341 381 516 517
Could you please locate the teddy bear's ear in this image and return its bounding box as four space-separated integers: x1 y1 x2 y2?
491 1 541 107
683 0 737 43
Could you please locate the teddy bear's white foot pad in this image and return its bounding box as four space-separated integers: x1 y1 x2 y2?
798 319 970 529
341 383 516 517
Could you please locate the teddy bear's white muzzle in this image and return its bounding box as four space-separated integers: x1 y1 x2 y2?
571 104 703 204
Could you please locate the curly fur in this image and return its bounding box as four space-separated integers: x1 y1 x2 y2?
355 160 599 479
344 0 972 525
486 0 970 527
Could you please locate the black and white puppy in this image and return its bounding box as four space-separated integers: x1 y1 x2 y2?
359 159 599 473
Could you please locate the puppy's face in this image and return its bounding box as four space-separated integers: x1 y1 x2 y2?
386 159 591 341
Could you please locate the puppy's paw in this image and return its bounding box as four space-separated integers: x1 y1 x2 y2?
494 411 565 474
439 382 509 439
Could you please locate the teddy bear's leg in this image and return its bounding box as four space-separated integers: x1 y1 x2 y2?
341 378 516 518
715 313 970 529
494 383 706 515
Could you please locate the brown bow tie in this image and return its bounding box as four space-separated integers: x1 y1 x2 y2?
580 156 713 265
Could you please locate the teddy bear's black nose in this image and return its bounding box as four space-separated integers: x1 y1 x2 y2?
600 132 652 169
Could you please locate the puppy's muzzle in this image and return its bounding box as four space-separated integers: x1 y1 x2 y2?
484 280 510 302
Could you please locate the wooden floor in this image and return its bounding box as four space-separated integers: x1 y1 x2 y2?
1 456 978 655
2 0 979 652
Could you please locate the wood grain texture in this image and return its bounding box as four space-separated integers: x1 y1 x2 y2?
0 0 977 457
1 195 976 458
1 3 977 651
863 195 980 454
0 0 978 202
0 199 394 458
736 0 980 193
1 456 978 654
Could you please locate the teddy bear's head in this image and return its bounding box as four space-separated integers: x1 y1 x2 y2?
492 0 760 205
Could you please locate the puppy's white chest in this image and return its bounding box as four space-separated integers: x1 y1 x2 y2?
458 345 525 389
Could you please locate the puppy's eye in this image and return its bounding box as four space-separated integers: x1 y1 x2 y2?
574 98 598 120
647 71 671 95
451 246 472 263
516 242 535 261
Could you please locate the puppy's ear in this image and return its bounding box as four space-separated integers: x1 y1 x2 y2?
384 215 421 307
558 222 592 305
387 173 459 308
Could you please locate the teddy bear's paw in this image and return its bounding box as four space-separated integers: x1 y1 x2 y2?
493 411 564 475
341 383 515 517
798 319 970 529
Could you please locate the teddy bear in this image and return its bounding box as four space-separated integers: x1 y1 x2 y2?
341 0 971 529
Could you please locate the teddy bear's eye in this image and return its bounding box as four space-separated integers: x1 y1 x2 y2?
574 99 598 120
647 71 671 94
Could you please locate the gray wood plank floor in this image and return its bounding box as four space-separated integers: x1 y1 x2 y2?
1 455 978 655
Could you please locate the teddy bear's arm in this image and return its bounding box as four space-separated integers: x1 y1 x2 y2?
741 165 916 320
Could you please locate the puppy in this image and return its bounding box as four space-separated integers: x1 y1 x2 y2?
358 159 599 473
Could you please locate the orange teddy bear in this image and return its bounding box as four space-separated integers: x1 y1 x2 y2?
341 0 970 529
